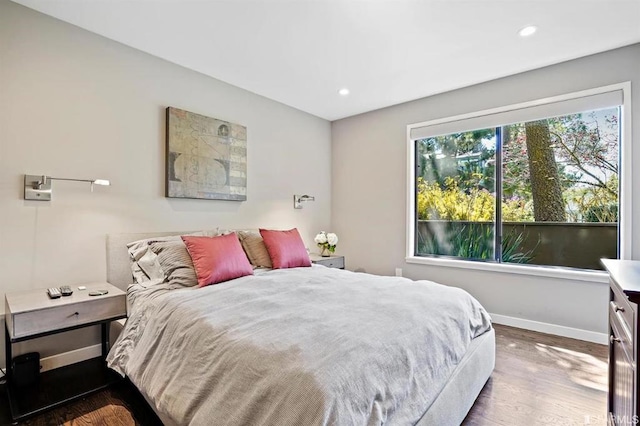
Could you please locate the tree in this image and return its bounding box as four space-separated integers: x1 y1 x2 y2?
417 108 619 224
550 112 618 198
502 124 531 201
502 111 619 223
416 129 495 190
524 120 566 221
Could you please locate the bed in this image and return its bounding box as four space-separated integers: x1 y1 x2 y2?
105 232 495 426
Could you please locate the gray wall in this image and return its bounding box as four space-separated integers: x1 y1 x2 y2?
0 1 331 362
332 43 640 336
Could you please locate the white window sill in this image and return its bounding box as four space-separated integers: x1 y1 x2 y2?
405 255 610 283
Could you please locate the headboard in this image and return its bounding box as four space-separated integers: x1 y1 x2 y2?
106 231 194 291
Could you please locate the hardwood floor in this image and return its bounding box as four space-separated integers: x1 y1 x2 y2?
0 379 163 426
0 324 607 425
463 325 608 426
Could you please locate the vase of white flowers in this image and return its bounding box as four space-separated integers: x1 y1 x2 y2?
314 231 338 257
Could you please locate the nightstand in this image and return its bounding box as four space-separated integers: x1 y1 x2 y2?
4 282 126 422
309 254 345 269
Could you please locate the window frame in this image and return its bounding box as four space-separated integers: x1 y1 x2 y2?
406 82 632 283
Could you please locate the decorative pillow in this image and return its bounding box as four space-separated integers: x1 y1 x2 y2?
259 228 311 269
126 230 222 284
127 235 182 284
238 230 273 268
137 249 165 281
182 233 254 287
148 240 198 287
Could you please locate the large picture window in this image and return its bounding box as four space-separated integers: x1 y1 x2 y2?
408 85 629 273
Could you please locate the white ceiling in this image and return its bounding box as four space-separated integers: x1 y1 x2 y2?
12 0 640 121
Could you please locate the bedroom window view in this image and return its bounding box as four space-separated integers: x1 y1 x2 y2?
416 128 497 261
415 106 620 271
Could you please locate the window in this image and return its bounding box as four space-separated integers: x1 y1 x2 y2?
407 85 630 274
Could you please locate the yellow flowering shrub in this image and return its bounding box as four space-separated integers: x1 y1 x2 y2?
501 197 535 222
417 177 534 222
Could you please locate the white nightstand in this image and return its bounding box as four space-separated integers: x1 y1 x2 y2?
4 282 126 422
309 254 345 269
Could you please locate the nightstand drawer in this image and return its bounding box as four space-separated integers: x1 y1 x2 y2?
314 257 345 269
11 296 125 339
4 282 126 421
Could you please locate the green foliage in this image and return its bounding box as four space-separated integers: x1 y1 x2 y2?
418 222 494 261
417 177 493 221
416 177 535 263
416 108 619 225
565 175 618 222
502 123 531 199
502 111 619 222
501 196 534 222
416 177 534 222
416 129 496 191
414 109 618 265
417 222 534 263
501 229 536 264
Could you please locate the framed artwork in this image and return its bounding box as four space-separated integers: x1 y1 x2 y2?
166 107 247 201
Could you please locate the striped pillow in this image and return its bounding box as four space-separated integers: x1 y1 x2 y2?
148 240 198 287
126 229 221 284
238 230 273 268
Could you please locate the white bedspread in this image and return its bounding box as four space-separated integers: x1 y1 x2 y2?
107 265 492 426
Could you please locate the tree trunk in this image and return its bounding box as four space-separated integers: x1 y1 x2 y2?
524 120 566 221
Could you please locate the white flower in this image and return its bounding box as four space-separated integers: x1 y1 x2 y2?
327 233 338 246
314 232 328 244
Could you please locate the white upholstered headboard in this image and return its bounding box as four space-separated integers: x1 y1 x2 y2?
106 231 194 291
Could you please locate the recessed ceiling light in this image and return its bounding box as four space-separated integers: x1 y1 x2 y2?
518 25 537 37
338 88 350 96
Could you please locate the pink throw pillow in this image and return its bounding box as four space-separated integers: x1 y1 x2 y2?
259 228 311 269
182 234 253 287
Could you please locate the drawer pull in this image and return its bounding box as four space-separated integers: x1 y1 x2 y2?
610 335 621 344
614 304 625 313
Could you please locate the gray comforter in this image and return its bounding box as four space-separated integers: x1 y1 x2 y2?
107 265 492 426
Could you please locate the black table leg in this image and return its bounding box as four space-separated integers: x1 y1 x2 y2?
5 323 12 382
101 323 108 359
3 319 122 422
5 323 16 423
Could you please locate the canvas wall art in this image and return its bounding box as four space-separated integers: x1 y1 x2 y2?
166 107 247 201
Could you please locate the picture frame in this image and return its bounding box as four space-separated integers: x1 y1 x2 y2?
165 107 247 201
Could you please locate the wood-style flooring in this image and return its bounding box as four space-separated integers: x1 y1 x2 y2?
0 379 162 426
463 325 607 425
0 324 607 425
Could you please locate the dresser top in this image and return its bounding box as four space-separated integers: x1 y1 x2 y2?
602 259 640 298
5 282 124 315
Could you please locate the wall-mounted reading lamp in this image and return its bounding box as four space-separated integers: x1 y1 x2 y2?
24 174 111 201
293 194 315 209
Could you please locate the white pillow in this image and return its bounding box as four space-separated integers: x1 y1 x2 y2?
127 236 179 284
126 230 220 284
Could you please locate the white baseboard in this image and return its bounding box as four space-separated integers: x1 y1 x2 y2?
490 313 608 345
40 344 102 372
